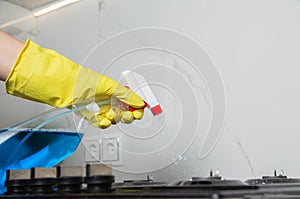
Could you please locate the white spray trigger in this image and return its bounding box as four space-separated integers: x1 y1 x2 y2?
121 70 162 116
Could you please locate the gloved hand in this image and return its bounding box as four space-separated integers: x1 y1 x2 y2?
5 40 145 128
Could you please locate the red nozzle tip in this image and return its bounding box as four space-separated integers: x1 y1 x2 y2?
151 105 162 115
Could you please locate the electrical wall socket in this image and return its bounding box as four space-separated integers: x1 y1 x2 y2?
101 133 123 165
102 138 119 161
84 140 100 162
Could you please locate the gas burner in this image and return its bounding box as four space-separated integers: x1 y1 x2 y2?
171 177 249 189
5 168 57 195
171 169 248 188
4 164 114 195
174 177 248 187
114 175 168 188
85 164 115 193
246 169 300 185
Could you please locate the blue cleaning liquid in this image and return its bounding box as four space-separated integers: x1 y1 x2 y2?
0 128 83 194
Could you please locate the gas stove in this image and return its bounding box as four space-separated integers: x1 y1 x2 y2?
1 165 300 199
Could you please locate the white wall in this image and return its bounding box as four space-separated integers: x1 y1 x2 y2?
1 0 300 183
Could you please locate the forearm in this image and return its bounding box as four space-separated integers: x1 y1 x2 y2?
0 30 24 81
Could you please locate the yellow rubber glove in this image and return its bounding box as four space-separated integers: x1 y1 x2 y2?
5 40 144 128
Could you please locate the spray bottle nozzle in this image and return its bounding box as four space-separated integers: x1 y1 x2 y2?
121 70 162 116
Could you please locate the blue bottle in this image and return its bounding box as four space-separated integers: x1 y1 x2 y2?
0 103 94 194
0 128 83 194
